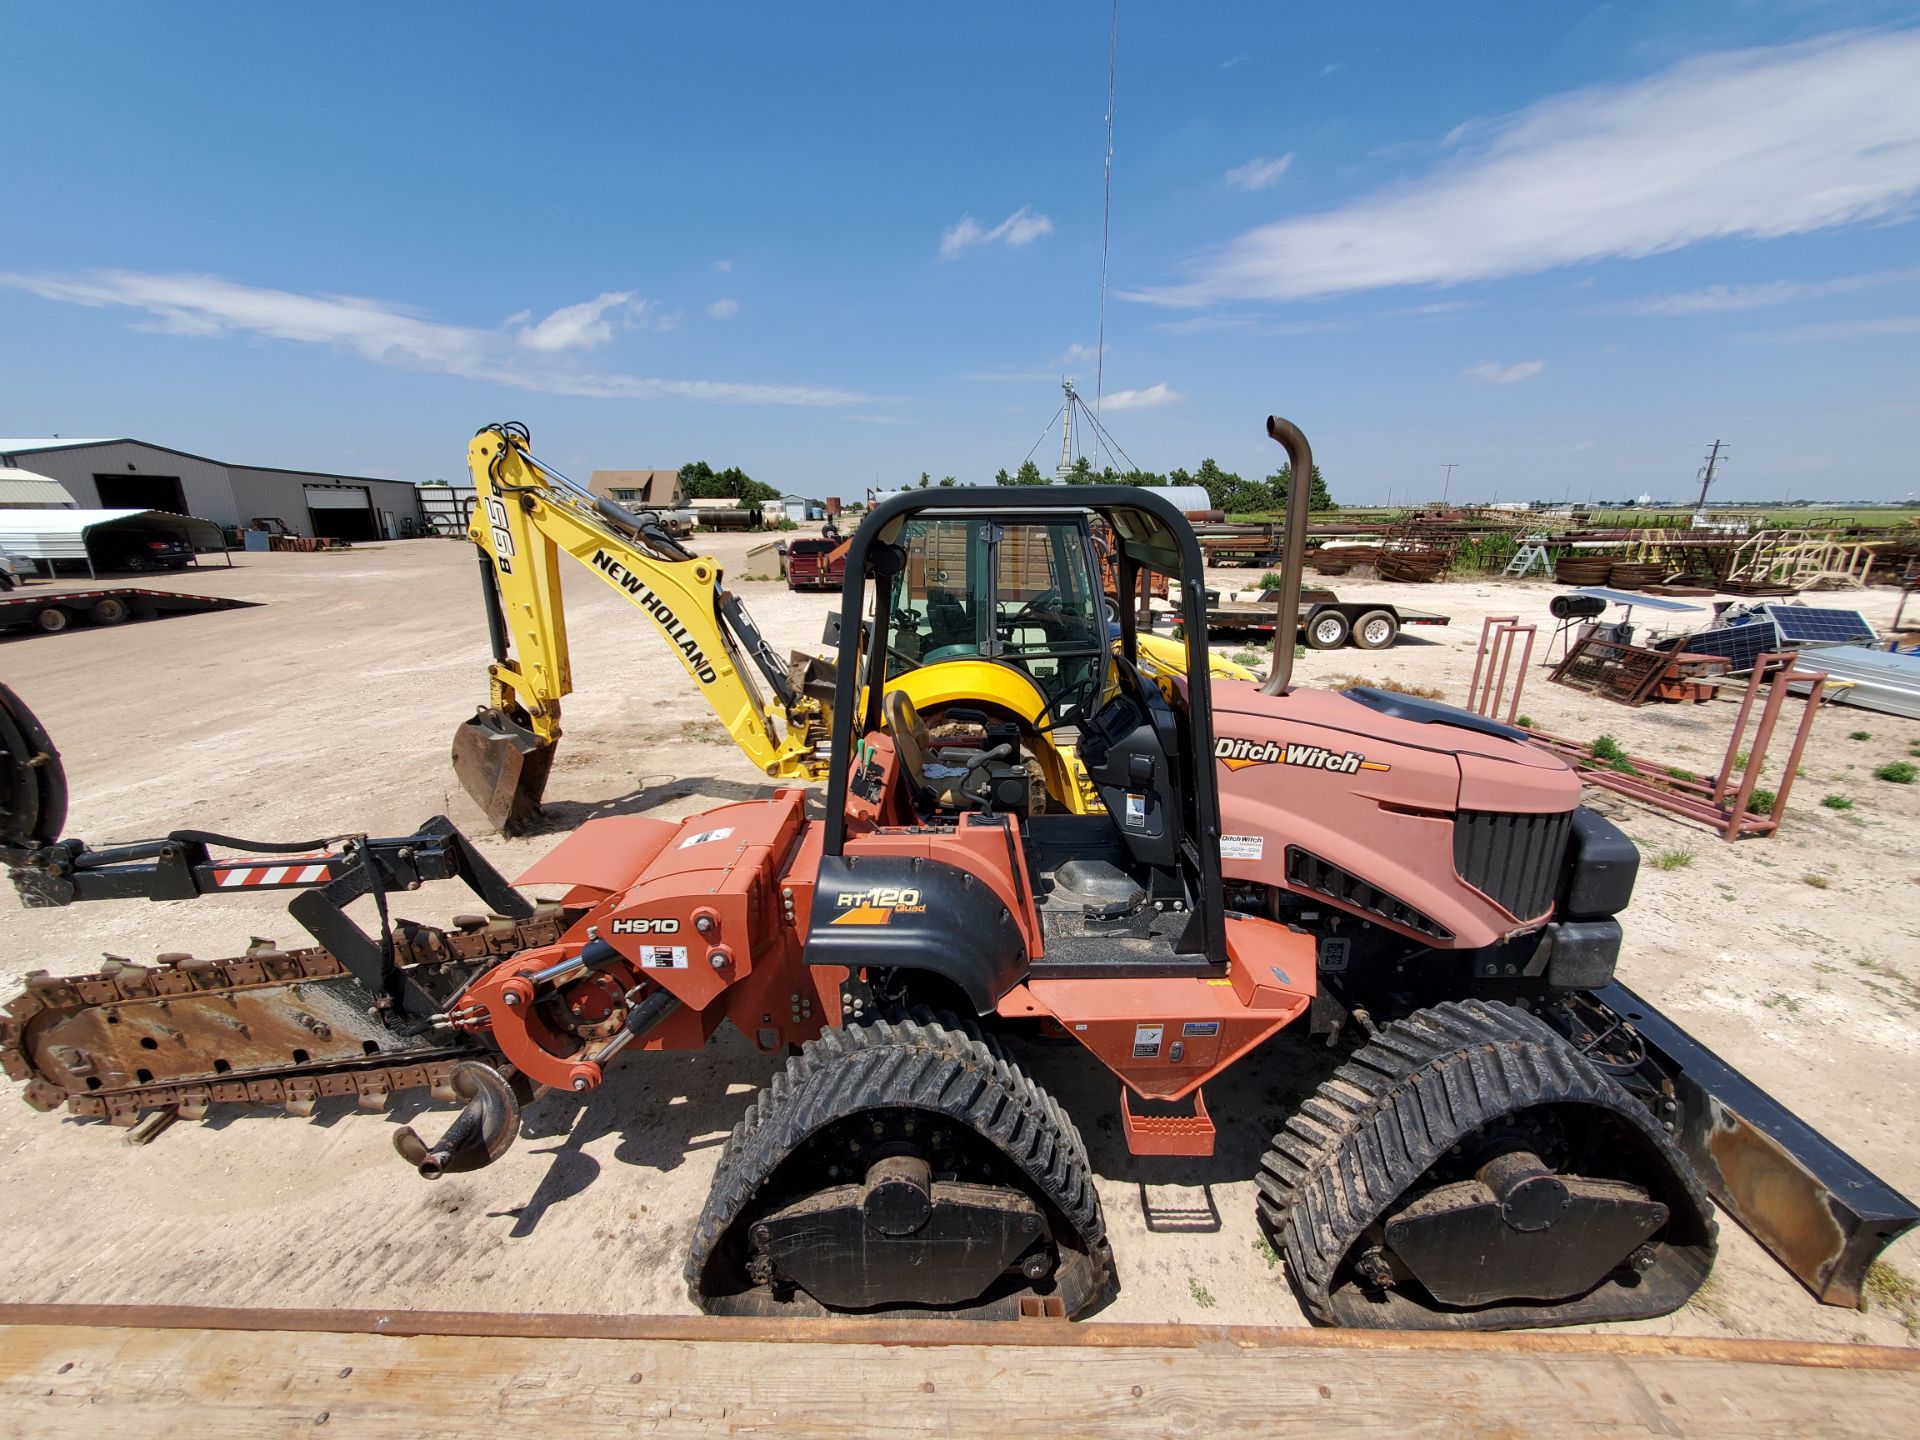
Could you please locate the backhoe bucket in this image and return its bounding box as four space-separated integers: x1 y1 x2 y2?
452 707 554 838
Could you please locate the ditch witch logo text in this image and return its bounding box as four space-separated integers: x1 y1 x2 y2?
1214 736 1391 775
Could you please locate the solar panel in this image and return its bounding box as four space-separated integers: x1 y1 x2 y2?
1668 619 1780 674
1760 605 1875 645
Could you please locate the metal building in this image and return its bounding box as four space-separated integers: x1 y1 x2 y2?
0 438 425 541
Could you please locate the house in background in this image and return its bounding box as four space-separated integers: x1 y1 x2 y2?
588 469 684 512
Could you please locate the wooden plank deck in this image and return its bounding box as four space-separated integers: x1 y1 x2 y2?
1 1304 1914 1437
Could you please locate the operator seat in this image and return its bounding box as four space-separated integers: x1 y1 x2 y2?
883 690 1007 813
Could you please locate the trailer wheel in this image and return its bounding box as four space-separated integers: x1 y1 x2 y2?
1305 610 1351 650
87 597 129 625
1351 609 1398 650
35 608 70 634
1103 595 1120 624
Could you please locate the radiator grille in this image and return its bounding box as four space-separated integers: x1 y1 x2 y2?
1453 809 1574 921
1285 848 1451 940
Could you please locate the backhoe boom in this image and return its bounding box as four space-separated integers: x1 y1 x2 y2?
454 424 831 834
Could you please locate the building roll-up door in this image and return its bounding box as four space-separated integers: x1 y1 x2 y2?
304 485 376 541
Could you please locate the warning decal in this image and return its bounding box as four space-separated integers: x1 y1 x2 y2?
678 826 735 849
1132 1023 1164 1059
638 945 689 969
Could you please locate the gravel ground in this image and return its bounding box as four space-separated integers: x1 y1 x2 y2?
0 531 1915 1341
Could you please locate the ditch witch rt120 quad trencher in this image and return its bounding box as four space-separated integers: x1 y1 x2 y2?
1 417 1911 1328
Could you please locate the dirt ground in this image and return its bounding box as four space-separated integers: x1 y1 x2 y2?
0 532 1916 1343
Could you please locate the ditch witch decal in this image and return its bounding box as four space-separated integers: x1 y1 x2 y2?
591 550 719 683
1215 736 1391 775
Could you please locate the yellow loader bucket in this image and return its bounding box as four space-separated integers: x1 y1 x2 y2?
452 707 555 838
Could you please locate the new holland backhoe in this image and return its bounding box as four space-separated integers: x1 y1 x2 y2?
2 416 1912 1330
451 425 1250 835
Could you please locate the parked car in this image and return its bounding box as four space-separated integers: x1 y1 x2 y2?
89 527 194 573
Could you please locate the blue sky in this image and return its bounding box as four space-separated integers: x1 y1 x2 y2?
3 2 1918 503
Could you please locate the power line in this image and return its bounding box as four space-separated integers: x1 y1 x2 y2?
1440 462 1458 504
1093 0 1118 468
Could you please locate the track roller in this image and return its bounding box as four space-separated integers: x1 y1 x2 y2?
687 1014 1113 1319
1257 998 1716 1329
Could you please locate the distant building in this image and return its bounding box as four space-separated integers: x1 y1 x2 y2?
588 469 684 511
0 437 422 540
762 493 825 524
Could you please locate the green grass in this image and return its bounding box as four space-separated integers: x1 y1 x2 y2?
1865 1263 1920 1338
1188 1277 1217 1309
1590 734 1628 762
1822 794 1855 810
1665 766 1696 782
1252 1236 1280 1270
1749 787 1778 813
1648 847 1695 871
1256 571 1284 591
1229 650 1261 667
1874 762 1917 785
1515 714 1533 729
1850 730 1873 741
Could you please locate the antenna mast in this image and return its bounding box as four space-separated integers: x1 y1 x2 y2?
1056 379 1078 482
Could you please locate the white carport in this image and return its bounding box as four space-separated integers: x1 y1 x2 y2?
0 509 230 579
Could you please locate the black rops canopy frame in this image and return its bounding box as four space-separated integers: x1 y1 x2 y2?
820 484 1227 964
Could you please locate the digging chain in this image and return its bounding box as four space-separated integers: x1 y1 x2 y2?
0 906 572 1125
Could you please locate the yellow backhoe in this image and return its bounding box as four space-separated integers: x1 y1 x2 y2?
453 424 1255 835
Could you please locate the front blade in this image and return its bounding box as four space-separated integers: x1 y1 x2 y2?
452 708 554 838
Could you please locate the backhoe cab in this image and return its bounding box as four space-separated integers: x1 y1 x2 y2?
449 425 1120 834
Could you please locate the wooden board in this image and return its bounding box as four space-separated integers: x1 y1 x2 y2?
1 1305 1915 1438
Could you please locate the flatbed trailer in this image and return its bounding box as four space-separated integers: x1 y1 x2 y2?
1203 588 1451 650
0 587 255 636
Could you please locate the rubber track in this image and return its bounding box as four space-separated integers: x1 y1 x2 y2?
1256 998 1717 1330
686 1014 1114 1317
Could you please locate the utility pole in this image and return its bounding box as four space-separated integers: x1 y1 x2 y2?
1440 463 1458 505
1693 440 1727 515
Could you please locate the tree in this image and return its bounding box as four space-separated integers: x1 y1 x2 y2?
1007 460 1048 486
917 471 932 489
715 465 778 505
1066 455 1094 482
993 467 1012 486
1265 463 1337 512
677 460 777 505
938 475 957 487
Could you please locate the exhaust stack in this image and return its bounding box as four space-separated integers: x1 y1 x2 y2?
1259 416 1314 697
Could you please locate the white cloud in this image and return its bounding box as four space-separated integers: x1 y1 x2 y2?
1752 314 1920 342
1100 382 1182 410
1625 266 1920 315
1225 154 1293 191
713 259 733 273
513 291 641 352
0 269 863 406
1128 31 1920 305
1464 360 1544 384
708 297 739 319
939 207 1055 260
